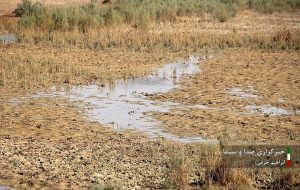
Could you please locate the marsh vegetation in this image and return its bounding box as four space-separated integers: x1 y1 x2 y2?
6 0 299 50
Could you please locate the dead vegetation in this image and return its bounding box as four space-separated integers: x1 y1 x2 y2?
12 26 300 51
0 46 182 91
163 145 255 190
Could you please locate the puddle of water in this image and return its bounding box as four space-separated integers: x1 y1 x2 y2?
0 33 18 44
0 185 15 190
228 87 259 99
8 97 22 107
30 55 218 144
277 97 286 103
227 88 296 116
245 104 293 116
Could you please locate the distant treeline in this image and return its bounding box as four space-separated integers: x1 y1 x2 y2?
13 0 300 32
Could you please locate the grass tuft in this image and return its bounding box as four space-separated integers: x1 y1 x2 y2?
198 145 251 189
0 71 4 86
91 183 122 190
164 149 189 190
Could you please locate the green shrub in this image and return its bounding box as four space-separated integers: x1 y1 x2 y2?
14 0 45 17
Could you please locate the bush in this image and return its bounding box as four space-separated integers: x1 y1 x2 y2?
14 0 45 17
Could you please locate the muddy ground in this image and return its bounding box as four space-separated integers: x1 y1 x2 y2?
151 49 300 144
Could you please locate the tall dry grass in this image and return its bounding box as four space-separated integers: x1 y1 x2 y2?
0 52 86 89
163 145 252 189
164 149 190 190
12 26 300 51
198 146 251 189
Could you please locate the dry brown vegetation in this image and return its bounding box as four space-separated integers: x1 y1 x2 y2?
0 45 183 93
10 10 300 51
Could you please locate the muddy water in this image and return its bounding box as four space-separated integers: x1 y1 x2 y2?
31 55 218 143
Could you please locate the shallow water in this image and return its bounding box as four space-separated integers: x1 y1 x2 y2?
245 105 295 116
0 185 15 190
0 33 18 44
30 55 218 144
228 87 259 99
227 87 295 116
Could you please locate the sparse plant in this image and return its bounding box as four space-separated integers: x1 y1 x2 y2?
212 6 230 22
0 71 4 86
102 0 112 4
14 0 34 16
247 0 300 13
164 149 190 190
198 145 251 189
267 169 300 189
91 183 122 190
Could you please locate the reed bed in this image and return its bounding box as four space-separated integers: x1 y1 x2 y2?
13 0 300 31
15 26 300 51
7 0 299 51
